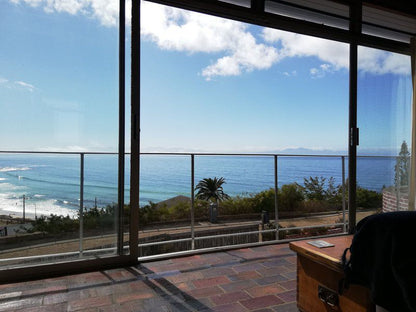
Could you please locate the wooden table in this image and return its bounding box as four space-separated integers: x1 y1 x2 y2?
289 236 375 312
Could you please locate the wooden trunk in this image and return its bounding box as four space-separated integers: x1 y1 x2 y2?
290 236 375 312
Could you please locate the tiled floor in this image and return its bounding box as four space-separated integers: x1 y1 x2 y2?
0 244 298 311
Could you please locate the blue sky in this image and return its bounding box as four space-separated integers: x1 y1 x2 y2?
0 0 412 154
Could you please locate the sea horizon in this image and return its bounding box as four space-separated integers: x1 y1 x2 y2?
0 153 399 219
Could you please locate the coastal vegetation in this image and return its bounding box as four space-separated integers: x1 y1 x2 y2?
22 176 382 235
28 205 125 235
138 175 382 226
395 140 410 187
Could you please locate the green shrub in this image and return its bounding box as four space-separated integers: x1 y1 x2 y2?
139 202 164 225
168 202 190 220
251 189 275 213
279 183 304 211
356 186 382 209
30 214 78 234
221 195 256 215
301 176 327 200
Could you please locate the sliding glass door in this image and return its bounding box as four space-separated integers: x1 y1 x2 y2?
0 0 129 274
357 46 412 219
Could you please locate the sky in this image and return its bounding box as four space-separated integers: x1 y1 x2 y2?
0 0 413 155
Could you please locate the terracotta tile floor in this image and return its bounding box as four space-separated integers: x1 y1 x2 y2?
0 244 299 311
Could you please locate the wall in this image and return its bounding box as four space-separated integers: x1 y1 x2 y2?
382 187 408 212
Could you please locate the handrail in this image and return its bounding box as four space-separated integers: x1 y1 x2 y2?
0 150 401 265
0 150 403 158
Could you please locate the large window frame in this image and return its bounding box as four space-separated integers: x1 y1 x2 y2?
1 0 414 282
133 0 415 235
1 0 135 283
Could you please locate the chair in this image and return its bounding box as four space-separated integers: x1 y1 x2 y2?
342 212 416 312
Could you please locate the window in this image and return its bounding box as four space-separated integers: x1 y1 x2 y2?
357 46 412 217
0 0 124 269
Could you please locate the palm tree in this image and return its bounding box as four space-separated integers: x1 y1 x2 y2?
195 177 230 204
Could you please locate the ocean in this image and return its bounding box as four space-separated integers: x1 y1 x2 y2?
0 153 397 218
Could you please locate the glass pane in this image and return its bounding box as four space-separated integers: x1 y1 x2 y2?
194 155 275 247
140 1 349 255
123 6 132 257
357 46 412 221
0 1 120 268
278 155 348 239
138 155 191 257
82 155 118 254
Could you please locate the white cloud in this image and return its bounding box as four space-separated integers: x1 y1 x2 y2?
263 28 410 76
43 0 85 15
8 0 411 78
283 70 297 77
263 28 349 69
10 0 42 6
141 4 409 79
201 41 279 79
9 0 128 27
141 1 280 80
358 46 410 75
90 0 124 27
141 2 236 53
0 76 37 91
310 63 334 78
15 81 36 92
35 144 115 152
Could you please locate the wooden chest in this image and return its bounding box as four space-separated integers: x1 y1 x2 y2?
290 236 375 312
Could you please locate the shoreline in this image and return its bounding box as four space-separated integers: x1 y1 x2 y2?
0 214 36 226
0 208 77 226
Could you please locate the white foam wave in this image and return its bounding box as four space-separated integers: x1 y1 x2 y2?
0 167 31 172
0 182 26 192
0 197 77 219
0 178 6 181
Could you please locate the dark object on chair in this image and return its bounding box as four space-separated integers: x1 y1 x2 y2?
342 212 416 312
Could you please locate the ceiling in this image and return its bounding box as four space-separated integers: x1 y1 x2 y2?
147 0 415 53
264 0 416 43
364 0 416 17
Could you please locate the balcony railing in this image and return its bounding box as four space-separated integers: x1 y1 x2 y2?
0 151 399 266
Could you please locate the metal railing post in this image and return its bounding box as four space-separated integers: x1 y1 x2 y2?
274 155 279 240
22 195 26 223
130 0 140 260
117 0 126 256
79 153 84 256
342 156 346 232
191 154 195 250
1 150 402 260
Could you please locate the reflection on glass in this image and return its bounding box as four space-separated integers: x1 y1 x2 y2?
0 0 119 267
139 2 351 254
357 46 412 218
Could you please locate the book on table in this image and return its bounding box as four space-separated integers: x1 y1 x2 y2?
307 240 335 248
